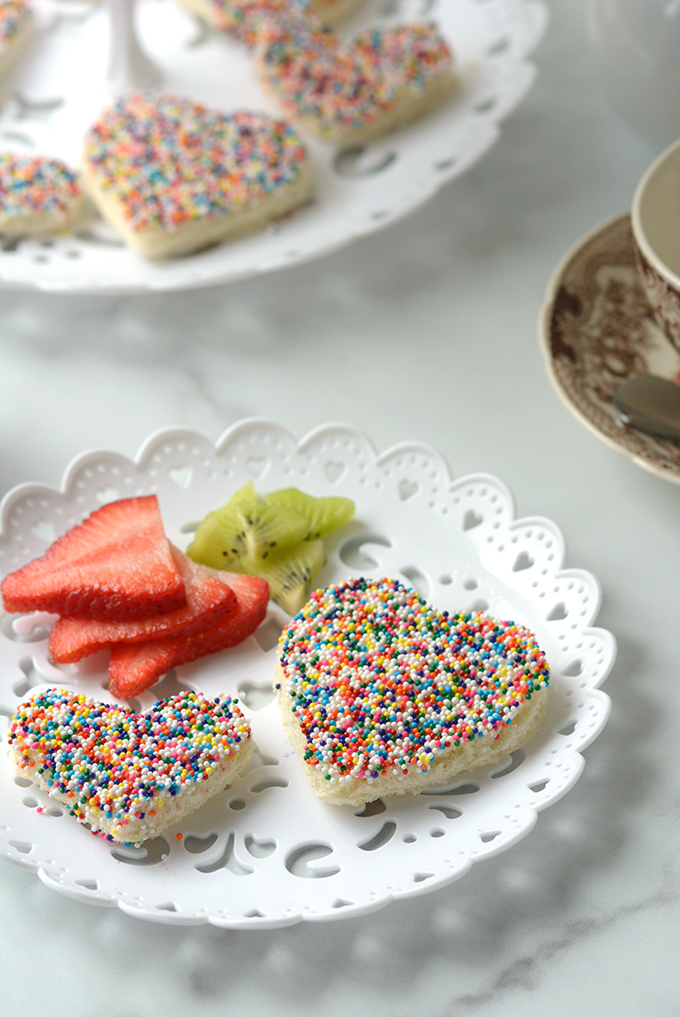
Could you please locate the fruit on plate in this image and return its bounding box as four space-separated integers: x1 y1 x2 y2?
108 571 269 698
1 495 185 620
186 482 354 614
1 494 271 702
48 546 238 664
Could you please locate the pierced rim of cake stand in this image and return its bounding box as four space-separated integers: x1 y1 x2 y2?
0 0 548 293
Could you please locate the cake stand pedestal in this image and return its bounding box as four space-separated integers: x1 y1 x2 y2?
104 0 161 91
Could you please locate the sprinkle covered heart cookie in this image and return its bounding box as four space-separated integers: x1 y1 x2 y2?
175 0 366 48
0 152 83 237
81 92 314 258
275 578 550 806
255 18 458 146
8 689 253 844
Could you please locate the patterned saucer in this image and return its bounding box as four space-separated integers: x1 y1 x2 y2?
540 213 680 486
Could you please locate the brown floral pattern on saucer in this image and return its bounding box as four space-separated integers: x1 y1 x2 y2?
634 246 680 355
541 213 680 485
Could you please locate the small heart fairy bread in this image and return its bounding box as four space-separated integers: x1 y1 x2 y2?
255 18 458 145
0 152 84 237
175 0 366 47
8 689 254 844
81 92 315 258
275 578 550 806
0 0 32 80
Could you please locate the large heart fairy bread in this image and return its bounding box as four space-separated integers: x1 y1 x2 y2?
275 577 551 806
8 689 254 844
81 92 315 258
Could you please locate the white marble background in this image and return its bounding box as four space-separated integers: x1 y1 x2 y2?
1 1 679 1014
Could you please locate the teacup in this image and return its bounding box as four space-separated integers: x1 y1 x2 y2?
631 138 680 354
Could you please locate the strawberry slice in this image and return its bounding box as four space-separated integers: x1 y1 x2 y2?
108 572 269 699
1 495 185 620
48 547 238 664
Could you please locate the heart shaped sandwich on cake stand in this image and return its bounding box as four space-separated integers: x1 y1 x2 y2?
8 689 254 845
80 92 315 258
173 0 367 48
276 577 551 807
255 16 458 145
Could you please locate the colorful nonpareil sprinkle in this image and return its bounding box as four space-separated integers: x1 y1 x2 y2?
8 689 250 841
277 578 550 786
258 18 453 137
0 0 29 58
82 93 309 233
203 0 312 46
0 153 81 219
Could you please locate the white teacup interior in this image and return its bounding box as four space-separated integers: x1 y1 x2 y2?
632 139 680 284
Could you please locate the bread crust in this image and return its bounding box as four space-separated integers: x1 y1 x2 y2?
276 661 548 806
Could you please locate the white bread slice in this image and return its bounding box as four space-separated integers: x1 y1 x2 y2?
255 18 458 146
9 689 253 844
0 154 84 237
276 578 550 807
276 661 548 807
81 95 314 259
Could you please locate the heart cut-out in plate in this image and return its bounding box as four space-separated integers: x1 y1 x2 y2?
94 487 120 505
398 478 419 501
324 460 346 483
30 521 55 543
246 456 268 478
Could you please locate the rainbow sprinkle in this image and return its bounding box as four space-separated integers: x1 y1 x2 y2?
82 93 309 233
0 0 29 60
277 578 550 786
203 0 312 46
0 153 81 220
8 689 250 842
257 18 453 137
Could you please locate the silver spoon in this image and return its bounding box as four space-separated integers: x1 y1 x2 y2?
611 374 680 441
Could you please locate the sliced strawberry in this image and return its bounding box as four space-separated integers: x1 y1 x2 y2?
108 572 269 699
48 547 238 664
1 496 185 620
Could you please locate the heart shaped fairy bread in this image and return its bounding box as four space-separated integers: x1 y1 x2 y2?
275 578 550 806
81 92 315 258
0 152 84 238
174 0 366 47
8 689 253 844
254 17 458 145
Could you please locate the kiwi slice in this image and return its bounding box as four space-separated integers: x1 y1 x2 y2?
246 539 327 615
187 483 354 613
188 485 307 566
264 488 354 540
226 480 257 506
186 508 249 569
232 499 308 562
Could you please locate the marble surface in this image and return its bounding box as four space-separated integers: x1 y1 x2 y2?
1 1 679 1014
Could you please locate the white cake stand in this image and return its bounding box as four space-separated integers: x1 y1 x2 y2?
0 0 548 293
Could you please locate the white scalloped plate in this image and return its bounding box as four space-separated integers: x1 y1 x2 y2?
0 0 547 293
0 422 614 927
